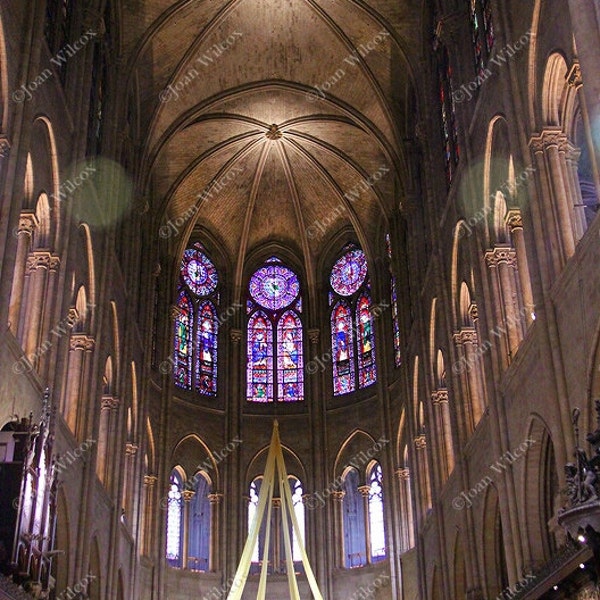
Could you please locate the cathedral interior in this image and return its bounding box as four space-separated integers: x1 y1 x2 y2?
1 0 600 599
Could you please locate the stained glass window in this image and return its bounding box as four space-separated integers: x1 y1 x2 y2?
174 244 219 396
330 246 376 395
291 478 305 563
277 311 304 402
368 463 386 561
469 0 495 78
356 295 376 387
182 247 218 297
174 292 193 390
166 470 183 567
247 259 303 403
330 249 368 296
386 234 401 367
196 301 218 395
437 43 459 187
332 302 355 395
343 468 367 568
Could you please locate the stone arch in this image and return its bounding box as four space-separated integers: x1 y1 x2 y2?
53 488 70 597
172 434 222 491
482 484 509 598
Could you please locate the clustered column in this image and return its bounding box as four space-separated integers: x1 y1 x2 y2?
394 468 414 552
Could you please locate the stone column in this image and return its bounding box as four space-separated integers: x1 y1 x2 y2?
432 389 453 478
453 329 484 428
143 475 158 557
39 255 61 380
485 247 522 358
395 468 414 551
331 491 345 567
96 396 118 484
63 333 95 434
124 442 138 521
506 211 534 327
414 435 431 516
22 251 52 361
272 497 281 573
181 490 195 570
208 493 223 572
358 485 371 566
8 212 37 334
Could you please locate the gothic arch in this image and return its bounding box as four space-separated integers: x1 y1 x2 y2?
246 442 306 486
334 429 381 483
522 416 562 565
172 434 222 490
54 487 71 597
481 484 509 598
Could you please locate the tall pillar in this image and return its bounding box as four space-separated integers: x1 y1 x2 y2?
96 396 117 484
453 329 484 427
143 475 158 557
506 211 535 326
181 490 195 570
432 389 454 478
208 493 223 572
63 332 95 433
331 491 345 567
8 212 37 334
124 443 138 521
357 485 371 566
414 435 431 517
395 468 415 551
22 251 51 362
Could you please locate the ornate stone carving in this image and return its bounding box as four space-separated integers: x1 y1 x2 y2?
208 492 223 505
453 328 478 345
529 129 572 153
144 475 158 487
0 135 11 159
414 435 427 450
331 490 345 501
357 485 370 497
272 497 282 508
69 334 95 351
230 329 242 343
395 467 410 481
26 251 52 272
505 210 523 232
566 62 583 90
49 254 61 271
18 212 38 236
266 124 282 140
125 442 139 456
431 389 449 405
468 302 478 322
101 395 120 410
485 246 518 268
182 489 196 502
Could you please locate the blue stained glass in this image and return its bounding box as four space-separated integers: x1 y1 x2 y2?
188 475 211 572
277 311 304 402
195 301 218 395
166 470 183 567
174 291 193 390
181 246 218 297
343 468 366 568
332 301 355 395
247 311 274 402
249 265 299 310
330 249 368 297
357 294 376 387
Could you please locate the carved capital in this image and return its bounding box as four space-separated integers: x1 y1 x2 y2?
49 254 61 271
505 210 523 232
566 62 583 89
468 302 478 322
396 467 410 481
170 305 181 321
26 251 52 272
431 389 449 405
144 475 158 487
182 489 195 502
18 211 38 236
70 334 95 351
485 246 517 268
331 490 345 501
0 135 11 158
453 328 478 345
357 485 370 497
125 442 138 456
529 129 572 153
414 435 427 450
208 492 223 505
272 497 282 508
101 395 120 410
230 329 242 343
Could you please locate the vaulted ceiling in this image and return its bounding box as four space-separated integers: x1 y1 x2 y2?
123 0 425 277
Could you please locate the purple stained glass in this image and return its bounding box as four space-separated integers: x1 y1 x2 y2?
386 234 401 367
249 265 299 310
277 311 304 402
332 301 355 395
247 311 274 402
357 294 376 387
330 249 368 297
181 247 218 297
174 290 193 389
195 301 218 395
